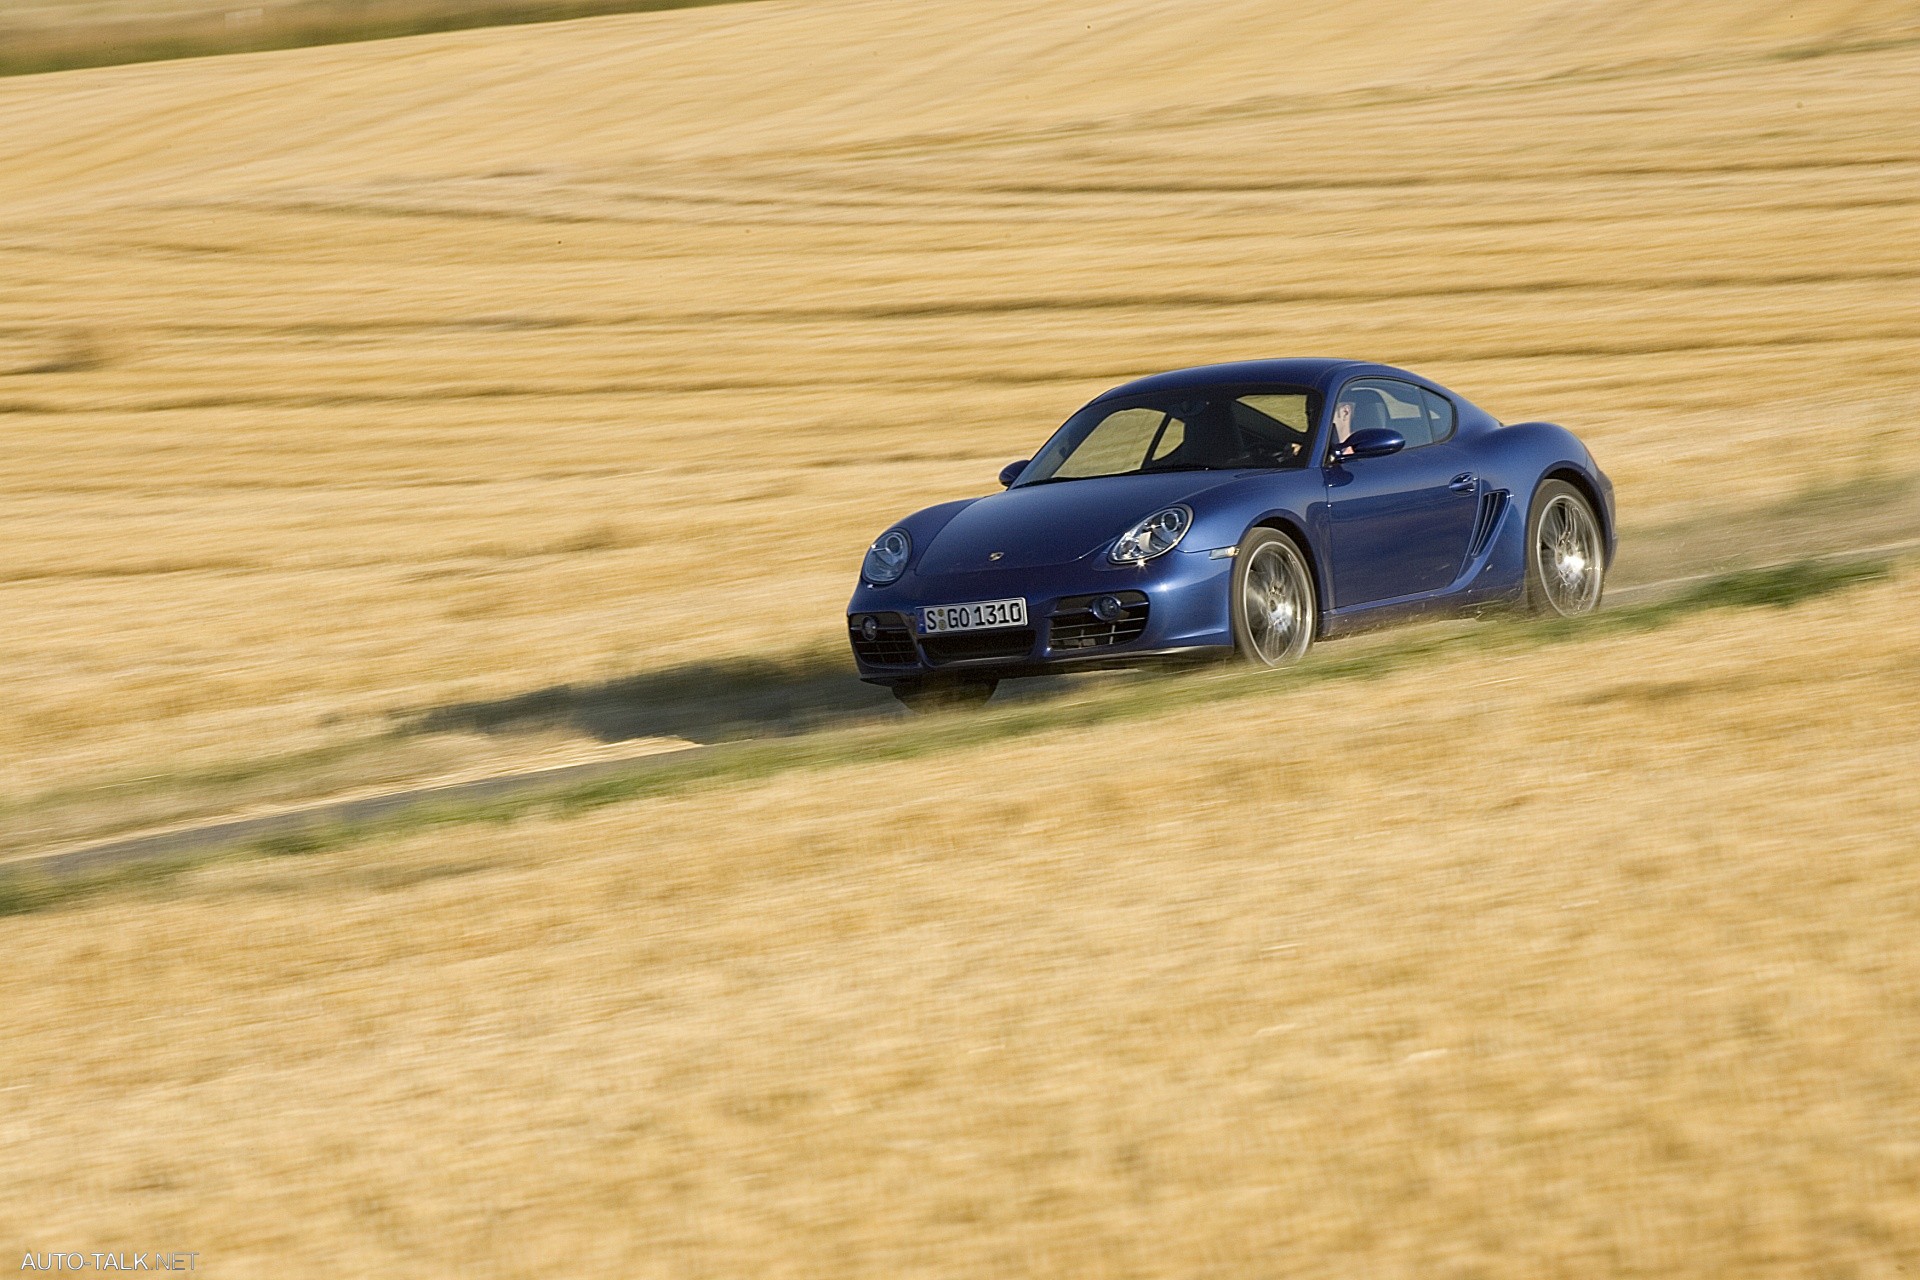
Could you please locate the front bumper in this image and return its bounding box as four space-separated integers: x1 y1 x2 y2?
845 547 1236 682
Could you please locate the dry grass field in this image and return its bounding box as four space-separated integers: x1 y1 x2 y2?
3 0 1920 1273
4 0 1920 836
7 573 1920 1277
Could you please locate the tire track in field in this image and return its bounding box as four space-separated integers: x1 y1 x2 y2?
9 536 1917 881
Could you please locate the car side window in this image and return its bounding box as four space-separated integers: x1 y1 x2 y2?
1336 377 1432 449
1421 388 1456 443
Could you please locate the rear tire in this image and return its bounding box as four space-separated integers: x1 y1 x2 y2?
892 676 997 712
1524 480 1605 617
1229 529 1317 667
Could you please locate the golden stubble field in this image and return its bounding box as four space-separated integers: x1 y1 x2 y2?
7 572 1920 1276
3 0 1920 1274
3 0 1920 827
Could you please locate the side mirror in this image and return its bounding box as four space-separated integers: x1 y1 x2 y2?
1342 427 1406 460
998 460 1028 488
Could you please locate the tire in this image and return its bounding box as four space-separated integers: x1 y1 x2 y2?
1230 529 1317 667
892 676 998 712
1524 480 1605 617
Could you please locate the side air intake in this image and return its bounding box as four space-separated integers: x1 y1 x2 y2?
1469 489 1509 559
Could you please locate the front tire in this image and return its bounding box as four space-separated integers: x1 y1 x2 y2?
1230 529 1317 667
1524 480 1605 617
892 676 997 712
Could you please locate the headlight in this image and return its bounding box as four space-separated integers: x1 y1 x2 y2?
1110 505 1191 564
862 529 912 584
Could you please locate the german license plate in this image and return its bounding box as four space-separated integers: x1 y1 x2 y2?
920 597 1027 634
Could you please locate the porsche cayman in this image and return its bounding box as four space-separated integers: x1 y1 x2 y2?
848 359 1614 708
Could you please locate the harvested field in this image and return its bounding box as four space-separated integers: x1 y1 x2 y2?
7 567 1920 1276
4 0 1920 826
3 0 1920 1273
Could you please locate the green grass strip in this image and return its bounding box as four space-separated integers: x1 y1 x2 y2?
0 554 1895 917
0 0 766 79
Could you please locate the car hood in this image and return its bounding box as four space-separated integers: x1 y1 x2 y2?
917 470 1245 573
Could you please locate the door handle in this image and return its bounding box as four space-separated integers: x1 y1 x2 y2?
1448 472 1478 495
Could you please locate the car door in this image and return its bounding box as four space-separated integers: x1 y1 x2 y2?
1323 378 1479 607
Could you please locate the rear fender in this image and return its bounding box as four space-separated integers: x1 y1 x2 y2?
1476 422 1615 564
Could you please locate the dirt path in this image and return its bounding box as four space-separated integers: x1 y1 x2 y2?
9 742 703 878
15 536 1915 880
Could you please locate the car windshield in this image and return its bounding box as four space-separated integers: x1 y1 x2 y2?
1015 388 1319 485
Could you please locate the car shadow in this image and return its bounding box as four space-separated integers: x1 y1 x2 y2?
404 650 898 746
403 649 1093 748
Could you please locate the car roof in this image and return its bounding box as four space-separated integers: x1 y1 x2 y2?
1090 358 1396 402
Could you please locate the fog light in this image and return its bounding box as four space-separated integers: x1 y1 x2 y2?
860 616 881 641
1091 594 1128 623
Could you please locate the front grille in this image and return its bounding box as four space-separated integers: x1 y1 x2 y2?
848 612 918 666
1048 591 1150 651
921 628 1035 665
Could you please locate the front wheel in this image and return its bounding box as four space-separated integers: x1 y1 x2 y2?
1230 529 1317 667
892 676 997 713
1524 480 1605 617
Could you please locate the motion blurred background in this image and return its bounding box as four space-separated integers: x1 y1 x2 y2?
3 0 1919 1274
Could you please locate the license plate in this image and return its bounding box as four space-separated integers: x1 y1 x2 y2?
920 597 1028 634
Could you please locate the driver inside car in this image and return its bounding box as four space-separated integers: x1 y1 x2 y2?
1331 387 1391 455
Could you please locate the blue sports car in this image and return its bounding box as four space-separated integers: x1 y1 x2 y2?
848 359 1614 709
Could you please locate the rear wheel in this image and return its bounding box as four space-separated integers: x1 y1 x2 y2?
1524 480 1605 616
891 676 997 712
1230 529 1317 667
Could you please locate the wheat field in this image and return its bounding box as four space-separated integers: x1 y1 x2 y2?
4 0 1920 1273
5 0 1920 824
7 572 1920 1276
